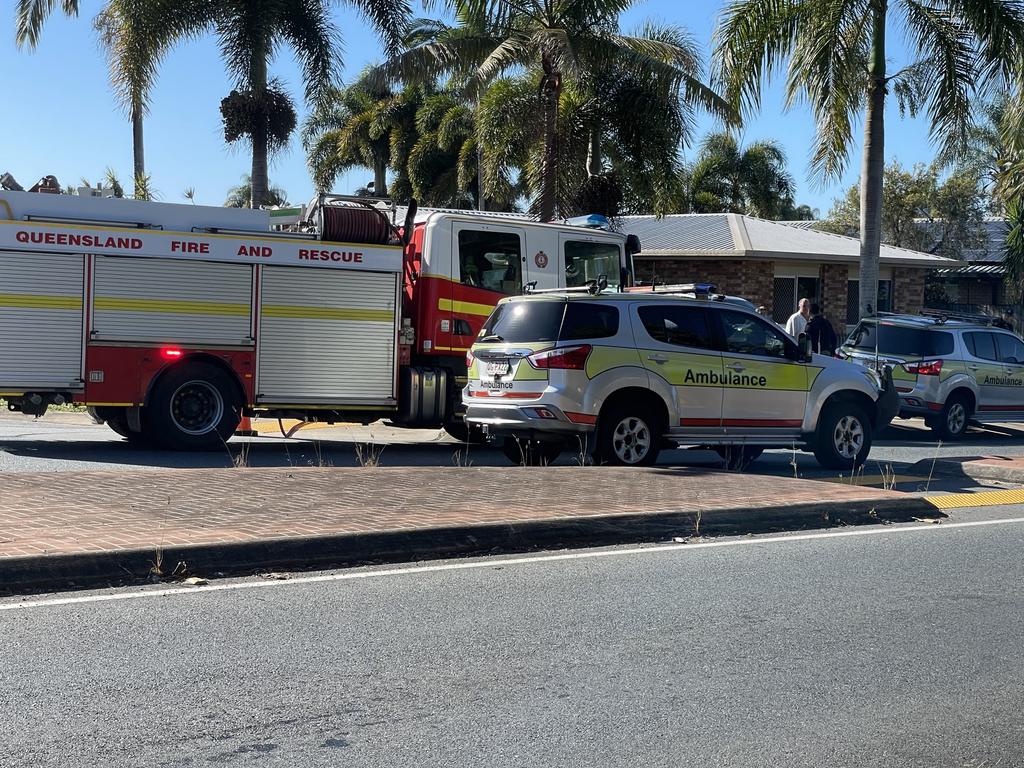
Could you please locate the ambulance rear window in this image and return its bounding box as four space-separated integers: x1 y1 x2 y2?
846 322 954 356
479 301 566 343
478 301 618 343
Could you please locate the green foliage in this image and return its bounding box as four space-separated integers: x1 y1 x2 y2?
820 161 985 258
224 175 287 208
682 132 801 218
220 84 297 154
378 3 731 219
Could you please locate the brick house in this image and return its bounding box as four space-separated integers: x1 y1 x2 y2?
622 214 957 334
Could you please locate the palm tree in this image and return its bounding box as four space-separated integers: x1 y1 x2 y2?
686 132 796 218
715 0 1024 318
14 0 79 47
378 2 729 221
303 73 422 198
224 175 287 208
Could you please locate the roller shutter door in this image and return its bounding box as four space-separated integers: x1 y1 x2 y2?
258 267 398 403
0 251 84 390
92 257 253 345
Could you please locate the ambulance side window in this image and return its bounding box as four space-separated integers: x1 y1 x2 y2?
637 306 714 350
458 230 522 294
718 309 790 359
996 333 1024 365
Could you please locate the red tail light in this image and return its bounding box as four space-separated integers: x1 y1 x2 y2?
904 359 943 376
466 349 474 368
160 347 183 360
527 345 592 370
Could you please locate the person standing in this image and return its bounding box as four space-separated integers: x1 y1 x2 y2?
785 298 811 337
806 303 838 355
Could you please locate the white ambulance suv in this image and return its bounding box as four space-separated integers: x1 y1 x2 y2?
464 288 898 468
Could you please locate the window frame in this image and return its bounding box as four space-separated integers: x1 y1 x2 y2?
965 331 999 362
636 304 716 352
456 228 524 295
711 307 798 360
562 239 624 289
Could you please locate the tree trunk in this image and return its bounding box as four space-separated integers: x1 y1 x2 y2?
249 49 269 210
539 56 561 222
131 103 146 199
858 0 887 319
373 159 388 198
587 126 601 177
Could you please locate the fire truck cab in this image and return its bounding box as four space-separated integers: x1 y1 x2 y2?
0 190 635 448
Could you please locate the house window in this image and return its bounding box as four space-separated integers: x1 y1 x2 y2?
772 276 819 324
846 279 892 324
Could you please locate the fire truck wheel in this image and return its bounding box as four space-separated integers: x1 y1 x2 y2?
147 363 241 450
91 406 150 446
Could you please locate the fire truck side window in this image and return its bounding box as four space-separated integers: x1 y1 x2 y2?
458 230 522 294
564 241 621 288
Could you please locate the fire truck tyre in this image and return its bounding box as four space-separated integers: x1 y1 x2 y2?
931 393 971 440
813 402 872 470
148 364 241 450
714 445 764 471
596 403 662 466
501 437 563 466
444 417 485 444
91 406 149 445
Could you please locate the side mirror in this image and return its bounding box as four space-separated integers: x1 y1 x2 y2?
798 332 812 362
625 234 641 256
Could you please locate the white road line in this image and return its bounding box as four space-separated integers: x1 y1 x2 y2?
4 515 1024 612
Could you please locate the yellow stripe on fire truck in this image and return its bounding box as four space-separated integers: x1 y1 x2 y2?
94 297 249 316
0 293 82 310
262 305 395 322
437 297 494 317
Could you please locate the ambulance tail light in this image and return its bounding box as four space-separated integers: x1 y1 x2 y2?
466 349 474 368
527 345 592 370
904 359 943 376
160 347 183 360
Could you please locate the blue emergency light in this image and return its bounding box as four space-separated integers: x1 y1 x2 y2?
564 214 611 231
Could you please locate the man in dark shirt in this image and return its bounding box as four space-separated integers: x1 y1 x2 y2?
806 303 838 355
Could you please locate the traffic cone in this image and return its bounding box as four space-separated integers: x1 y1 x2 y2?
236 415 258 437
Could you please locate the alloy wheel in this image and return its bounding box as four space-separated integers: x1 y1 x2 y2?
832 415 864 461
612 416 651 464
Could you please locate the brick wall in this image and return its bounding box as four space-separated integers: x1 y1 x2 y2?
818 263 848 336
635 258 775 310
893 268 926 315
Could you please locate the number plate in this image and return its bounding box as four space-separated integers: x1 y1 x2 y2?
485 360 511 376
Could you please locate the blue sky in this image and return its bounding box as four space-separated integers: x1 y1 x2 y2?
0 0 937 214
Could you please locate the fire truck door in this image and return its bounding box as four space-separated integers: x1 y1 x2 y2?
448 222 528 352
0 251 84 390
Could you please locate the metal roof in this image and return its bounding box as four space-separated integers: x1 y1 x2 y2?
935 263 1005 277
620 213 957 268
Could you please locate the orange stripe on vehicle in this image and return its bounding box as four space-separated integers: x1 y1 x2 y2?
565 411 597 424
722 418 803 428
468 391 543 399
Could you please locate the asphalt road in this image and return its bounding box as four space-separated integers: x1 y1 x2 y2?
2 510 1022 767
3 411 1023 490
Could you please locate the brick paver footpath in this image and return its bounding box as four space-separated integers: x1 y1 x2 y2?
0 466 932 591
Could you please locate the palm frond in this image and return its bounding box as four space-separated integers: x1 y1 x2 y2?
15 0 78 49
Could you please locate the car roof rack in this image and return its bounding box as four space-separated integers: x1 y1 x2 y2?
523 275 608 296
920 308 997 326
642 282 733 302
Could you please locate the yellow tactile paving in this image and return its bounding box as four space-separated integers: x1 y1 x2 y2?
925 488 1024 509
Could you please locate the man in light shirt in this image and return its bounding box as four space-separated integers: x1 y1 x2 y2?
785 298 811 337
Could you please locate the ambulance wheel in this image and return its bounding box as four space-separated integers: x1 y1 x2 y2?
714 446 764 471
596 403 661 466
501 437 562 466
931 393 971 440
813 402 872 470
147 363 242 450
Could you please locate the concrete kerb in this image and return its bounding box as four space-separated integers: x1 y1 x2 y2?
909 457 1024 485
0 494 939 595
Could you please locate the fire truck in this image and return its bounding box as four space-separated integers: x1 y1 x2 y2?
0 190 637 448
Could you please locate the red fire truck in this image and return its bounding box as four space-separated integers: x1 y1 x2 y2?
0 190 636 448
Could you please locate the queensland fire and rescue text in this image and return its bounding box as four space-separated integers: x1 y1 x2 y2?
298 248 364 263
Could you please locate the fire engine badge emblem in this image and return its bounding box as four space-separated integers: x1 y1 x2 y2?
534 251 549 268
